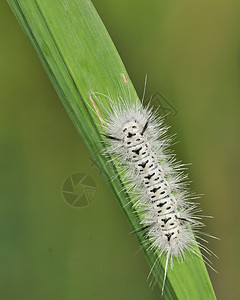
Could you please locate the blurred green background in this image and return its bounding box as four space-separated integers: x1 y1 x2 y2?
1 0 240 299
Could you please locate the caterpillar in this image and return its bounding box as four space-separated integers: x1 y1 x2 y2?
89 74 214 293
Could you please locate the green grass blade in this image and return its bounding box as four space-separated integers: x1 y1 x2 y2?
7 0 216 299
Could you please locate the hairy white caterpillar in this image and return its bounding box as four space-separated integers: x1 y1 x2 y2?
89 74 215 293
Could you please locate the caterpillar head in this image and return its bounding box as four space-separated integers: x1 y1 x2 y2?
121 120 140 136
